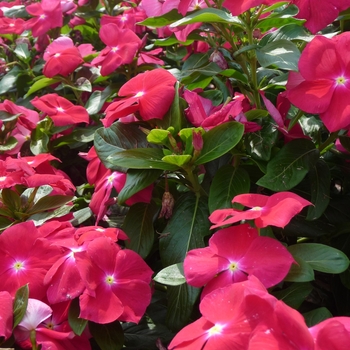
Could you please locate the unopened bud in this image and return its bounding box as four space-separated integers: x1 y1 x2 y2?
209 50 228 70
159 192 175 220
192 130 203 151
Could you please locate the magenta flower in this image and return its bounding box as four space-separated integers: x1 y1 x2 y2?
184 224 294 296
0 291 13 341
43 37 84 78
223 0 279 16
286 33 350 132
31 93 89 126
209 192 311 229
75 237 153 324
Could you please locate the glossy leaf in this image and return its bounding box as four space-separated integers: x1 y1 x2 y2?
208 165 250 213
123 202 158 259
0 66 21 94
68 298 88 336
257 139 319 191
25 77 61 97
284 256 315 282
306 160 331 220
288 243 349 274
194 122 244 165
89 320 124 350
85 85 113 115
138 9 182 27
27 195 74 214
154 263 186 286
162 154 192 167
303 307 333 327
13 284 29 328
273 282 313 309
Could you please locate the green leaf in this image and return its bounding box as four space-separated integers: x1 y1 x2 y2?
162 154 192 167
68 298 88 336
166 284 201 331
288 243 350 274
85 85 113 115
208 166 250 213
1 188 21 211
194 122 244 165
262 24 312 43
154 263 186 286
27 195 74 214
170 8 244 27
29 204 72 225
220 69 248 84
245 123 279 161
303 307 333 327
118 169 162 205
94 122 157 171
257 139 319 191
0 136 18 151
284 256 315 282
123 202 159 259
256 39 301 71
159 193 210 266
62 77 92 92
14 43 31 61
138 9 182 27
273 282 313 309
180 53 222 79
25 77 61 97
107 148 179 171
306 160 331 220
0 66 22 94
13 284 29 328
89 320 124 350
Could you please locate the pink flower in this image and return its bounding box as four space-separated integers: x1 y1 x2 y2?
25 0 63 37
31 93 89 126
209 192 311 229
286 33 350 132
91 23 142 76
43 37 84 78
291 0 350 34
184 224 294 296
0 221 61 299
75 237 153 324
0 17 26 35
0 291 13 341
223 0 279 16
103 69 177 126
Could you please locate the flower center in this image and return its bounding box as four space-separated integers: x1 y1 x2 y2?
13 261 24 272
40 14 46 20
46 322 54 330
111 46 119 52
336 76 346 85
0 176 6 182
135 91 144 97
56 107 64 112
228 262 238 271
251 206 262 211
208 324 224 337
54 53 60 58
105 275 115 285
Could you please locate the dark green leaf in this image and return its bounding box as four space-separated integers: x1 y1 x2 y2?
166 284 201 331
208 166 250 213
138 9 182 27
159 193 210 266
154 263 186 286
256 39 301 71
0 136 18 151
1 188 21 211
194 122 244 165
29 205 72 225
288 243 350 274
303 307 332 327
306 160 331 220
0 66 22 94
68 298 88 336
273 282 313 309
123 202 158 259
180 54 222 79
89 320 124 350
257 139 319 191
284 256 315 282
85 85 113 115
14 43 30 61
118 169 162 205
27 195 74 214
170 8 244 27
262 24 312 43
13 284 29 328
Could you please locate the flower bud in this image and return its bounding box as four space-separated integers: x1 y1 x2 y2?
159 192 175 220
209 50 228 70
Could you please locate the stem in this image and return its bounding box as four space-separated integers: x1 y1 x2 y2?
319 131 339 153
288 109 304 131
184 167 202 198
30 330 38 350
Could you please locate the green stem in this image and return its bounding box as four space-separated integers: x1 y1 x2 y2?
288 109 304 131
30 330 38 350
319 131 339 153
184 167 202 198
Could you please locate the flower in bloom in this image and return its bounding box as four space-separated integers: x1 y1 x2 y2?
169 276 315 349
0 221 61 299
291 0 350 34
223 0 279 16
184 224 294 297
31 93 89 126
43 37 84 78
0 291 13 341
209 192 311 229
91 23 142 76
25 0 63 37
103 69 177 126
0 17 26 35
309 317 350 350
75 237 153 324
286 33 350 132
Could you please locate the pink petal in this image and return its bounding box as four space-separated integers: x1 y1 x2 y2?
19 299 52 331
